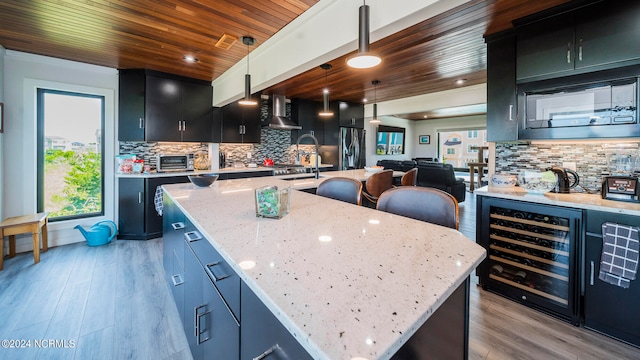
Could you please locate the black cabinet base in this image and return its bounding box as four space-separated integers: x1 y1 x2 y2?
117 233 161 240
392 278 469 359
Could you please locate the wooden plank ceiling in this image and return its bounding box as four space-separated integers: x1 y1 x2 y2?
0 0 571 118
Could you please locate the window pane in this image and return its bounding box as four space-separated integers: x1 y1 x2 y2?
39 90 104 220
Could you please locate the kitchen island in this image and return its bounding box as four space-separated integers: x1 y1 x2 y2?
163 175 485 359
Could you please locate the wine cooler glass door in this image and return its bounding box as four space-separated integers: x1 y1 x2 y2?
479 197 581 325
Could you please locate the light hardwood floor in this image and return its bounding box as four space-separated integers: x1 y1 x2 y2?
0 192 638 360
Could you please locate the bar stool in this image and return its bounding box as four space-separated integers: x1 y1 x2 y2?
0 212 49 270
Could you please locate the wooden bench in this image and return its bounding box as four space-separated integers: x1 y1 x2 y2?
0 212 49 270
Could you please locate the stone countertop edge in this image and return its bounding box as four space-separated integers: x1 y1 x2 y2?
475 185 640 216
163 172 486 360
115 164 335 178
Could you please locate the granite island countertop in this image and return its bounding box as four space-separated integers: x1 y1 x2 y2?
163 176 486 360
475 185 640 216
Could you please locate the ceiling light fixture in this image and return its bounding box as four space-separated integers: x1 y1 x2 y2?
346 1 381 69
318 63 334 117
183 55 198 63
370 80 381 124
238 36 258 106
455 78 467 85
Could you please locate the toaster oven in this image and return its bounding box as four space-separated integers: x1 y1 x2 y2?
157 154 194 172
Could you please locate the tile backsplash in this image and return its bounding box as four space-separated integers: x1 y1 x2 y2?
220 128 315 166
494 141 640 193
119 142 208 170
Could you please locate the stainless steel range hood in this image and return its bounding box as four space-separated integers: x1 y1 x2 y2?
266 94 302 130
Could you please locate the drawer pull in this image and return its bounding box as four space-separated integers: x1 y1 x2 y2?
171 274 183 286
171 222 185 230
206 262 230 282
253 345 280 360
590 261 595 286
184 231 202 242
196 308 212 344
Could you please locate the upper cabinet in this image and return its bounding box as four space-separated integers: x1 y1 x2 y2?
118 69 214 142
333 100 364 129
291 98 325 145
219 100 261 143
516 0 640 82
486 32 518 142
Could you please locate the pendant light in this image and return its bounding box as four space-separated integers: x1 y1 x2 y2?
346 1 381 69
318 63 334 117
370 80 381 124
238 36 258 106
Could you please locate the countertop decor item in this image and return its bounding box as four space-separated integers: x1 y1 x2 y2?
518 170 557 194
255 185 290 219
364 165 384 173
490 173 517 188
188 174 219 187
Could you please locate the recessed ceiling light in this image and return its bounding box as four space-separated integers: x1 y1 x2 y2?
455 79 466 85
183 55 198 63
423 115 428 119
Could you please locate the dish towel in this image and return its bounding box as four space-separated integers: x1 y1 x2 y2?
599 222 639 289
154 186 163 216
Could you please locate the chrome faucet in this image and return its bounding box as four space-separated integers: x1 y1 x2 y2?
296 133 320 179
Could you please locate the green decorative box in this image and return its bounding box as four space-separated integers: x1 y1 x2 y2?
255 186 290 219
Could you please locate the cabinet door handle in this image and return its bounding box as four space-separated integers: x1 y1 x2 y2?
590 261 595 286
508 105 514 121
578 38 583 62
567 42 572 63
196 308 212 344
182 120 186 132
253 345 280 360
171 274 184 286
171 222 185 230
178 121 182 131
138 192 143 204
184 231 202 242
194 304 205 337
206 262 230 281
139 118 144 129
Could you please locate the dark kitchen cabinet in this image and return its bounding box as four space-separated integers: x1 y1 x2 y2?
118 69 213 142
162 194 186 322
240 282 313 360
117 176 189 240
477 196 581 325
291 98 325 145
583 210 640 348
183 237 240 360
516 0 640 81
333 100 364 128
220 101 261 143
486 32 518 142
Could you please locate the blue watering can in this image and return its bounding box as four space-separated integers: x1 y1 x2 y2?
74 220 118 246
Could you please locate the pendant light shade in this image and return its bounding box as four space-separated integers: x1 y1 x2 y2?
346 2 381 69
318 63 334 117
238 36 258 106
370 80 381 124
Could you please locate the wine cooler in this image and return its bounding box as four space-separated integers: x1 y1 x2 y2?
477 197 582 325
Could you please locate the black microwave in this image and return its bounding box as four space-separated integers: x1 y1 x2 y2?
157 154 194 172
517 67 640 140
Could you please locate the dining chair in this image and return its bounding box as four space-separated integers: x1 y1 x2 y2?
377 186 459 229
362 169 394 207
400 168 418 186
316 177 363 205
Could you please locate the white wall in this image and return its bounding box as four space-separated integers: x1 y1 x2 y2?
412 114 487 160
364 115 414 166
3 50 118 252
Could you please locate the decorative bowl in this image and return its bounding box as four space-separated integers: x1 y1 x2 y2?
517 170 557 194
364 166 384 173
188 174 219 187
490 173 517 188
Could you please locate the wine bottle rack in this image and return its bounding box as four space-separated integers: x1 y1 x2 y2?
477 197 581 325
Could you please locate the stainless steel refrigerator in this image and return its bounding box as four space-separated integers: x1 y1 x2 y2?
339 127 366 170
